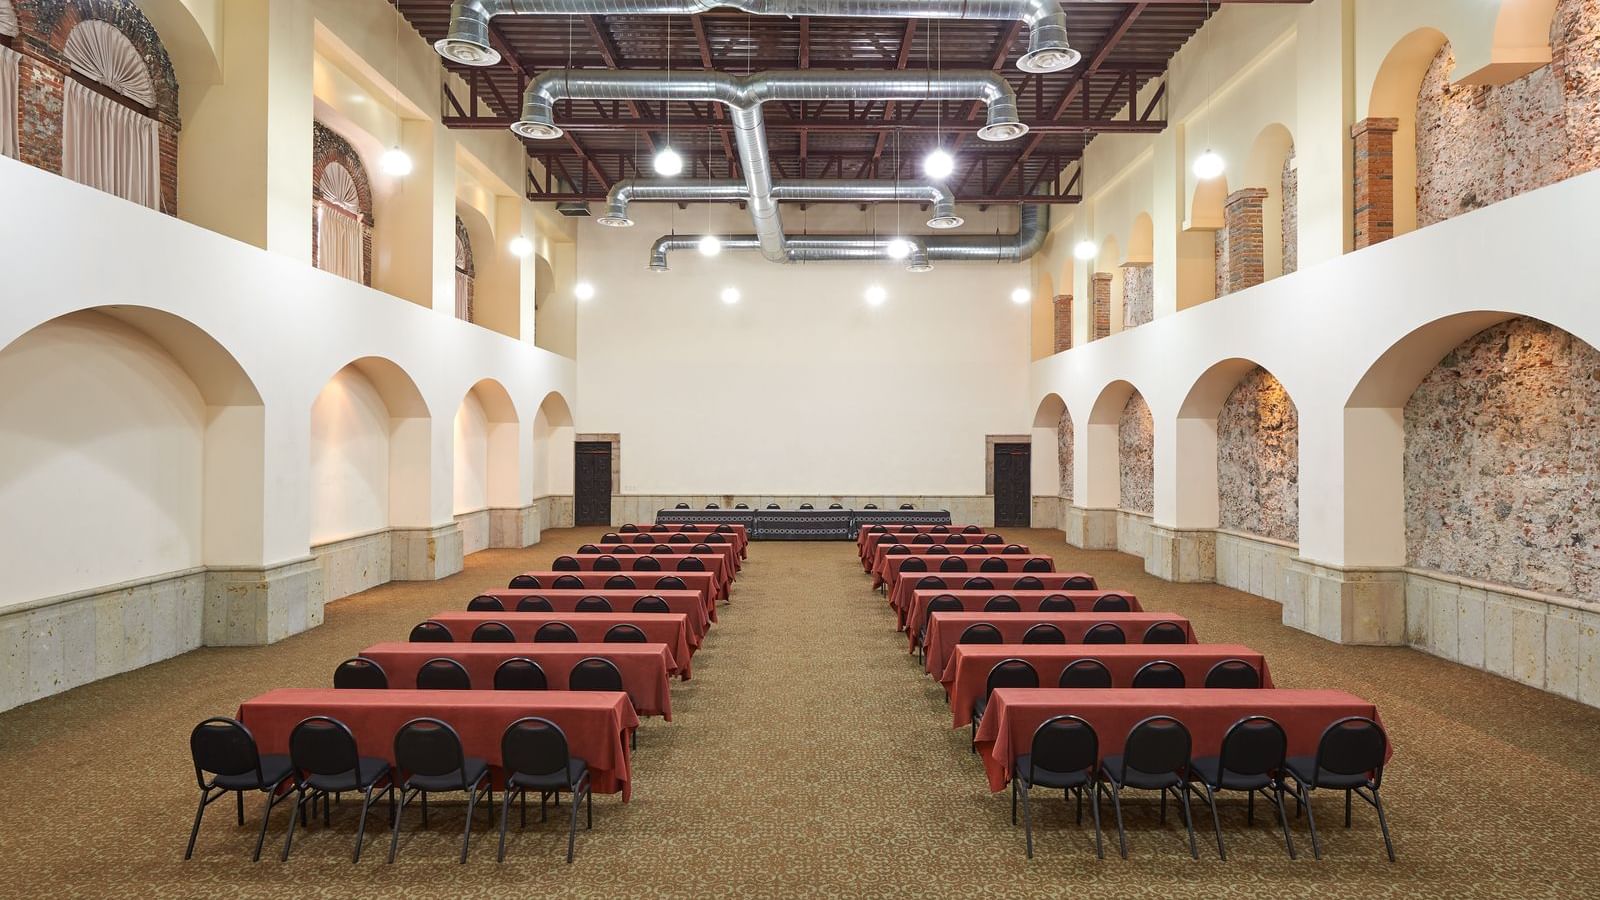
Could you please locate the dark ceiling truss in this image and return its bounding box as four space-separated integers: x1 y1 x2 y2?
399 1 1311 205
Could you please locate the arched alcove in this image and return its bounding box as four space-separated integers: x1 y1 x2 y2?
1082 380 1141 511
1181 174 1229 309
1123 214 1155 328
1096 234 1122 337
532 390 575 501
1176 358 1301 540
1030 393 1069 500
1244 124 1296 282
453 378 520 554
312 121 376 286
1370 27 1452 239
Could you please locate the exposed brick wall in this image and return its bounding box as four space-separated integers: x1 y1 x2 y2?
1121 264 1153 328
1405 318 1600 600
1352 117 1399 248
1118 392 1153 514
312 120 375 288
1057 408 1073 502
16 54 61 172
1222 188 1270 295
1416 1 1600 229
1217 367 1299 543
1091 273 1112 340
1052 294 1073 353
1281 150 1298 276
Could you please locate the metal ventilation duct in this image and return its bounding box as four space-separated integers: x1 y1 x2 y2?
599 178 965 230
434 1 1079 74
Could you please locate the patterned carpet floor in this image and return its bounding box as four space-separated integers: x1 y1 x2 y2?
2 528 1599 897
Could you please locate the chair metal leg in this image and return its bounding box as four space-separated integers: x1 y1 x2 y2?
1271 784 1296 859
497 787 514 863
1011 777 1017 826
566 787 581 863
184 790 209 860
1160 787 1168 824
421 792 429 828
1110 781 1128 859
1371 789 1396 862
586 783 593 829
387 788 411 864
352 784 376 864
1019 780 1034 859
1298 783 1322 859
1090 782 1104 860
520 791 527 828
1074 786 1083 825
252 789 287 863
1247 789 1255 826
460 785 478 864
236 791 245 826
1345 788 1354 827
1177 785 1198 860
1201 784 1224 860
280 789 306 862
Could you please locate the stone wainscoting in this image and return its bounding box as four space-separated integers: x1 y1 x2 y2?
1215 530 1297 604
456 510 491 556
608 495 996 527
1116 510 1152 559
533 495 574 531
313 529 392 603
1031 495 1062 530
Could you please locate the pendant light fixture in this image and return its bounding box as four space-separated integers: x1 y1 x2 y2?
699 126 720 255
382 6 412 177
1192 0 1225 181
923 22 954 180
654 16 683 176
886 129 913 262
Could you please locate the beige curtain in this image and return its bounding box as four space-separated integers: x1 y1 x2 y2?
0 44 17 160
455 271 474 321
62 79 160 209
61 20 155 107
316 201 364 283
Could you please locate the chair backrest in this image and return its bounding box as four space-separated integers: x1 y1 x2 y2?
914 576 947 591
939 556 968 573
650 544 675 555
191 717 265 788
962 525 983 534
394 717 468 784
604 623 648 643
982 533 1004 544
1217 716 1288 778
899 503 914 510
494 657 547 691
925 544 950 555
735 503 750 509
601 533 621 543
900 558 928 573
1030 715 1098 781
979 557 1007 572
886 545 910 556
985 658 1040 696
829 503 844 509
654 576 687 591
604 574 636 590
1132 660 1186 688
677 557 707 572
1022 623 1066 644
766 503 781 509
958 623 1003 644
1142 621 1187 644
1082 623 1126 644
984 594 1021 612
593 555 621 571
962 577 994 590
930 525 949 534
1003 544 1027 555
409 621 453 643
631 534 655 543
620 524 639 533
1204 659 1262 689
633 596 671 614
675 502 690 509
681 525 699 534
334 657 388 689
705 503 720 509
649 525 668 532
1312 717 1389 783
1120 716 1193 779
799 503 814 510
467 595 505 612
612 544 635 554
575 596 613 612
669 534 691 544
1059 658 1113 687
1013 575 1044 590
634 556 662 571
964 545 986 555
508 575 541 589
863 503 878 509
570 657 624 691
898 524 917 533
578 543 600 554
553 555 580 571
704 534 727 544
502 717 571 781
535 622 579 642
691 543 713 554
1023 557 1052 572
554 575 585 589
868 524 886 533
1092 593 1131 613
417 657 472 689
946 534 967 544
472 621 515 643
1063 575 1096 590
927 594 965 614
913 534 934 545
516 595 553 612
289 716 360 778
1038 594 1076 612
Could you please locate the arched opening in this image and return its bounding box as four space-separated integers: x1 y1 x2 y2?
1369 27 1452 239
532 253 556 311
0 307 263 609
312 121 375 286
1030 393 1068 500
1244 124 1295 283
1095 235 1121 338
1123 214 1155 328
1180 174 1228 309
454 215 476 323
1082 380 1140 511
453 378 520 554
532 391 575 528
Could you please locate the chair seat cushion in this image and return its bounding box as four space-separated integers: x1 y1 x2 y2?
508 758 588 790
406 757 489 792
304 756 390 792
214 754 294 791
1285 756 1373 789
1015 754 1091 790
1100 755 1183 790
1189 756 1273 791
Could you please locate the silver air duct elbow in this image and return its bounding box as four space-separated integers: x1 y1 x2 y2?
604 178 961 230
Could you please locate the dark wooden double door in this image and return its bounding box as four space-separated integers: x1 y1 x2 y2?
993 443 1031 528
575 442 612 526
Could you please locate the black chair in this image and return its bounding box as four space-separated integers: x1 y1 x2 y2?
1023 558 1052 573
1093 594 1132 613
899 503 914 509
674 502 690 509
468 595 505 612
388 718 492 864
681 525 700 534
604 624 648 643
984 595 1022 613
982 533 1005 544
946 534 967 545
497 717 592 862
735 503 750 509
186 717 296 861
603 575 636 590
631 534 655 544
798 503 814 510
553 575 585 589
1003 544 1028 555
654 576 687 591
494 658 547 691
980 557 1008 572
472 622 515 643
508 575 541 589
963 525 983 534
574 596 612 612
1285 717 1394 861
1190 716 1295 860
1131 661 1186 688
1013 715 1102 859
1014 575 1044 591
1083 623 1126 644
1063 575 1097 590
611 545 635 554
829 503 844 509
869 527 886 535
334 657 388 689
410 621 453 643
1023 623 1066 644
766 503 781 509
417 657 471 690
939 557 969 573
918 595 967 664
1038 594 1077 612
964 545 987 555
552 556 580 571
863 503 878 509
516 596 553 612
650 544 675 555
632 596 670 614
931 525 949 534
913 576 947 592
535 622 579 643
577 544 600 554
963 577 994 590
592 555 621 572
1059 659 1113 688
973 658 1039 750
601 533 621 543
634 556 662 571
912 534 935 545
1143 622 1188 644
569 657 624 692
898 524 917 533
677 557 707 572
886 545 910 556
958 623 1003 644
900 558 928 573
668 534 691 544
690 543 714 554
649 525 668 533
703 534 728 544
1101 716 1199 859
1204 659 1262 689
620 524 639 533
926 545 950 555
281 717 394 862
705 503 720 509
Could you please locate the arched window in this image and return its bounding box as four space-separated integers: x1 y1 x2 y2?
454 217 475 322
59 19 160 209
0 0 17 160
316 162 365 283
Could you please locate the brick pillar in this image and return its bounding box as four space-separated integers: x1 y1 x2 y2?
1222 188 1270 294
1352 117 1400 249
1052 295 1073 353
1091 273 1112 341
17 56 64 175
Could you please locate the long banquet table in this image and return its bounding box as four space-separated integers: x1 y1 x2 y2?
620 524 749 557
888 571 1097 616
859 530 998 568
473 588 712 638
428 611 698 678
876 554 1056 590
921 612 1197 675
560 552 737 593
857 523 985 556
901 589 1143 638
237 688 640 798
511 570 722 607
588 541 743 573
867 544 1029 580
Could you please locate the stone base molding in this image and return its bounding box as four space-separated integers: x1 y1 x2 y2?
1215 530 1298 604
202 558 325 647
1281 558 1407 646
533 495 574 531
1030 495 1063 530
1063 506 1118 549
313 529 392 602
489 505 540 548
1116 510 1152 559
608 495 996 528
1145 525 1217 583
456 509 491 555
390 523 465 582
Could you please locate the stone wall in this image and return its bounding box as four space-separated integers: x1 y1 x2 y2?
1217 367 1299 543
1416 0 1600 228
1118 392 1154 513
1122 263 1153 329
1281 151 1298 276
1057 408 1073 502
1213 229 1227 299
1404 317 1600 601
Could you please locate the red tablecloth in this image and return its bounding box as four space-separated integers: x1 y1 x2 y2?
359 641 677 719
428 611 697 679
940 644 1274 728
974 688 1386 792
888 571 1096 615
512 571 721 608
866 543 1027 579
875 553 1053 589
622 524 748 556
475 589 711 638
922 612 1197 675
901 589 1143 640
559 553 735 596
237 688 639 799
858 529 999 567
856 524 986 557
589 541 742 573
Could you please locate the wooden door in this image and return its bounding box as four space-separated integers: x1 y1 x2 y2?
574 441 612 526
993 443 1032 527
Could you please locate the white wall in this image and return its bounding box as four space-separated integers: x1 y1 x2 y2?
574 204 1033 496
309 366 391 544
453 390 489 515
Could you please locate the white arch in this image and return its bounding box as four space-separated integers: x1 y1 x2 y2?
532 390 575 500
